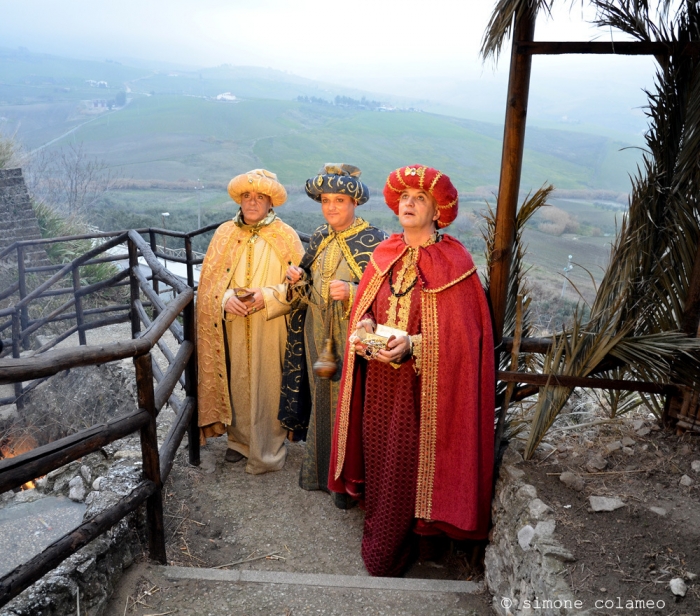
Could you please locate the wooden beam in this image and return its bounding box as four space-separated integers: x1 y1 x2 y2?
0 409 149 494
517 40 700 56
0 480 156 609
488 8 537 344
0 337 151 384
160 396 195 481
498 370 681 395
154 340 193 412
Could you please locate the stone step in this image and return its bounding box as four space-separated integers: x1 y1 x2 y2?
162 565 482 595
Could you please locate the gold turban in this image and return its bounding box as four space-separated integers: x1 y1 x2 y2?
227 169 287 207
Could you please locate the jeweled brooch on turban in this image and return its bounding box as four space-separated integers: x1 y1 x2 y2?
305 163 370 205
383 164 459 228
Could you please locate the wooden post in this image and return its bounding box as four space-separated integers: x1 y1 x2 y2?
128 238 141 340
72 265 87 346
16 245 30 350
183 236 200 467
663 241 700 425
488 8 537 344
134 353 167 564
149 230 160 319
11 312 23 410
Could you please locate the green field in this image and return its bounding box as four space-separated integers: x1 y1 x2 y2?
1 48 636 323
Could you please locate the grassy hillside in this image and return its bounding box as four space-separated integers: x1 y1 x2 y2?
24 95 641 196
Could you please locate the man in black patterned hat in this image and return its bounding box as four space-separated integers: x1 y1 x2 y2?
279 163 386 507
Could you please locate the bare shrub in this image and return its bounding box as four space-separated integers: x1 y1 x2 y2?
536 206 580 236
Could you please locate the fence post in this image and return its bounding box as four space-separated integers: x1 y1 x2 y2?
149 230 160 319
134 352 167 564
128 238 141 339
11 311 23 410
16 245 30 350
72 265 87 346
184 236 200 467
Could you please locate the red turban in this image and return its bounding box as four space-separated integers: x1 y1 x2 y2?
383 165 458 229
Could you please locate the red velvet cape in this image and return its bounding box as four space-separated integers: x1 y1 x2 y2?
328 233 495 538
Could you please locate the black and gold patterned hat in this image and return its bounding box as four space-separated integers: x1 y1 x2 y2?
305 163 370 205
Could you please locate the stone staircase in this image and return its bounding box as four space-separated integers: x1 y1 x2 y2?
0 168 49 266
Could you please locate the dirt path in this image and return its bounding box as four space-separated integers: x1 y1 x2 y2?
106 437 492 615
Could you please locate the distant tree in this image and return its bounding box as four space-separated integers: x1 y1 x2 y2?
27 142 118 216
115 91 126 107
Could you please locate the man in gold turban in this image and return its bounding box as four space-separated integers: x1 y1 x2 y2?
197 169 304 474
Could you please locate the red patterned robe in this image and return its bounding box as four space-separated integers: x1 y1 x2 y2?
328 233 495 576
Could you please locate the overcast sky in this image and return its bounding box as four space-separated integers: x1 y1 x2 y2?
2 0 658 135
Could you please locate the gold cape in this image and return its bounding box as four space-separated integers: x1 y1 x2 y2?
196 214 303 443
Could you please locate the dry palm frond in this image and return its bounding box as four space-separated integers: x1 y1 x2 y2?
484 184 553 445
521 1 700 458
481 0 554 61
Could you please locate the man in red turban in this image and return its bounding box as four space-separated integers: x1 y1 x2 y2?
329 164 495 576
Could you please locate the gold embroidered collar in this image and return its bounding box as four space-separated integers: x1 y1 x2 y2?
233 208 277 231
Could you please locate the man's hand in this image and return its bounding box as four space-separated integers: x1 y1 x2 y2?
286 265 304 284
224 295 249 317
329 280 350 301
349 319 375 355
375 335 411 364
224 288 264 317
248 288 264 312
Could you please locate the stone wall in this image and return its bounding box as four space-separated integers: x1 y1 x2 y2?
0 168 48 265
485 446 587 616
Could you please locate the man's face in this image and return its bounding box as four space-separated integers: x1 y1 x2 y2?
398 188 439 231
321 193 357 231
240 191 272 224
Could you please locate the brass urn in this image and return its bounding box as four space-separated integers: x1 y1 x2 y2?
313 338 338 379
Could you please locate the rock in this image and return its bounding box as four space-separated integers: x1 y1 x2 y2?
622 447 634 456
35 476 49 490
649 506 667 516
605 441 623 453
516 484 538 501
504 465 525 481
68 476 86 502
670 577 687 597
621 436 636 447
586 454 608 473
85 491 98 505
534 519 556 539
560 471 585 492
632 419 645 430
537 539 576 562
528 498 552 519
114 450 141 460
502 446 524 465
691 460 700 474
92 477 103 491
80 465 91 483
518 525 535 551
589 496 625 512
679 474 694 487
687 572 698 581
636 426 651 437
